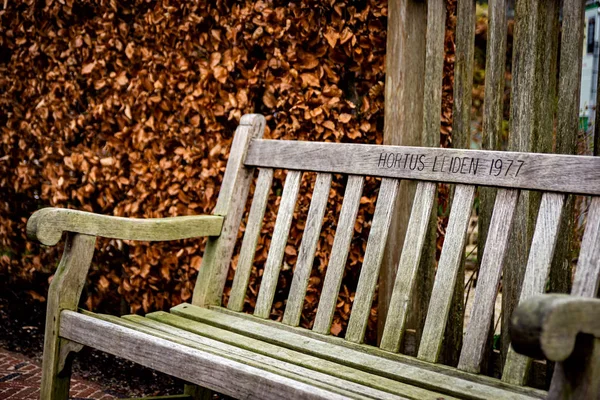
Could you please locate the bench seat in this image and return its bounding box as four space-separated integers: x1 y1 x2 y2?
61 306 545 400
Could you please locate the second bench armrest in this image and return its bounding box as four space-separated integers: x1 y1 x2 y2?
27 207 224 246
510 294 600 362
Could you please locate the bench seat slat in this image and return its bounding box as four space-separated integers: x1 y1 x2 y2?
571 196 600 297
283 173 333 326
228 168 274 311
87 312 404 400
144 312 447 400
346 178 400 343
60 311 346 400
458 189 519 373
380 181 437 352
255 170 303 318
502 192 565 385
418 184 476 363
313 175 365 334
169 303 544 400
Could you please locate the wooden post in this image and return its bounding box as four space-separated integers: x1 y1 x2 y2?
443 0 476 366
551 0 584 307
477 0 508 374
502 0 560 365
378 0 427 347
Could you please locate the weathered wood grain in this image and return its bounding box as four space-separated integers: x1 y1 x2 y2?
193 114 266 307
114 314 406 400
550 0 584 347
60 311 348 400
146 312 448 400
446 0 476 365
417 185 475 363
283 173 332 326
379 0 427 345
401 0 445 353
80 311 397 400
452 0 475 152
477 0 507 371
379 181 436 352
571 197 600 297
27 208 223 246
228 168 274 312
245 140 600 195
254 170 302 319
345 178 400 343
503 0 560 363
210 305 546 398
313 175 364 334
458 189 519 373
502 193 565 385
172 304 543 400
40 233 96 400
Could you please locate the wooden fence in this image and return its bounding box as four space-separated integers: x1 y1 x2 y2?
380 0 595 382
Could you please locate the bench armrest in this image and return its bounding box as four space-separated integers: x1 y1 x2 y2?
509 294 600 362
27 208 224 246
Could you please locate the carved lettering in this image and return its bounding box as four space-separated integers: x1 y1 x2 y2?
376 153 525 178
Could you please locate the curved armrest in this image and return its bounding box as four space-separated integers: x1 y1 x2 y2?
27 208 224 246
510 294 600 362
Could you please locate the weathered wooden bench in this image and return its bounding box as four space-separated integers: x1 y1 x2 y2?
30 114 600 399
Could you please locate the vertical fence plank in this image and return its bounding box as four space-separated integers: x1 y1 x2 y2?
283 173 332 326
445 0 476 366
549 0 584 326
502 0 560 363
228 168 274 312
378 0 427 342
254 170 302 319
476 0 507 372
400 0 447 351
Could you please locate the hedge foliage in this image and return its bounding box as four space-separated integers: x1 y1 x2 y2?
0 0 456 341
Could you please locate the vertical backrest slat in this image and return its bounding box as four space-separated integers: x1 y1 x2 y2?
313 175 365 334
345 178 401 343
193 114 266 307
283 173 333 326
458 189 519 373
502 192 565 385
254 170 303 318
228 168 274 312
417 184 476 363
379 181 437 352
571 196 600 297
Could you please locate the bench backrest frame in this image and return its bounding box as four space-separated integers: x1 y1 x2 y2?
192 121 600 386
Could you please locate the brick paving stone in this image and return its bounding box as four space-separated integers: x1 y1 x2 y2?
0 347 116 400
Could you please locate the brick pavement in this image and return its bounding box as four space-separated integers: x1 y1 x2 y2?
0 347 116 400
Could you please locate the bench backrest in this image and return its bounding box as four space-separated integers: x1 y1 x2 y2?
193 115 600 386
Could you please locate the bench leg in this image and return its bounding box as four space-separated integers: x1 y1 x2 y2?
40 337 82 400
40 233 97 400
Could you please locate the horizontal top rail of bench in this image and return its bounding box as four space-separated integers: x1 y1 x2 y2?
245 140 600 196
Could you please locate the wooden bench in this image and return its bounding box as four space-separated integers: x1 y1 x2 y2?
30 114 600 399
